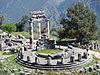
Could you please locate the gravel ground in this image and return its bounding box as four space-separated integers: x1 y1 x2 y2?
89 50 100 59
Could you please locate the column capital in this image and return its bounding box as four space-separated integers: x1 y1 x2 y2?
45 18 49 22
28 18 33 23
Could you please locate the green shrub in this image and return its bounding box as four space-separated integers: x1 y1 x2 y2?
2 23 16 33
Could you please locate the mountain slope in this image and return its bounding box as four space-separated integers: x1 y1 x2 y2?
0 0 100 26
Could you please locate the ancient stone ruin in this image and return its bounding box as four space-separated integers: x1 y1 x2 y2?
15 11 92 70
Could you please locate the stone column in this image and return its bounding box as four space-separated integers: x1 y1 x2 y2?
37 21 41 39
70 55 75 63
45 19 50 38
78 53 82 61
0 43 3 51
47 57 52 65
92 42 94 50
0 35 2 39
27 56 30 62
61 56 64 64
96 64 100 69
97 44 99 50
18 52 20 58
83 52 88 59
89 66 93 72
21 47 24 53
35 56 38 64
29 18 33 49
20 52 23 59
24 47 27 51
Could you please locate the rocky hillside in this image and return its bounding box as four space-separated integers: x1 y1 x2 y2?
0 0 100 26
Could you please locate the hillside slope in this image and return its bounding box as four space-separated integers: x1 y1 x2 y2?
0 0 99 26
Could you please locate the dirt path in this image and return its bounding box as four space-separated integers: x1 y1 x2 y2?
72 47 100 59
0 55 12 59
89 50 100 59
0 52 12 59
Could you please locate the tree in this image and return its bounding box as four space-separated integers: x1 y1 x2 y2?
98 32 100 41
16 15 29 32
2 23 16 33
0 14 4 29
50 22 58 37
58 2 98 42
57 26 66 40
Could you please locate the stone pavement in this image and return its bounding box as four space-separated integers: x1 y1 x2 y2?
89 50 100 59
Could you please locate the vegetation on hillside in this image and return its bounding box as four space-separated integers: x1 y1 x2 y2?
58 2 98 42
2 23 16 33
0 2 100 75
15 15 29 32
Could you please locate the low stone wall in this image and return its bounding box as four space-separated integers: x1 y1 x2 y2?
15 54 92 70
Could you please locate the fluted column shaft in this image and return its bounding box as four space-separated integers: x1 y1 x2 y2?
29 19 33 48
46 19 50 38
